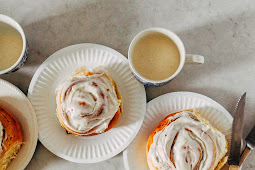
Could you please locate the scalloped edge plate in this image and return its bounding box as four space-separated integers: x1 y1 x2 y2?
123 92 233 170
28 43 146 163
0 79 38 170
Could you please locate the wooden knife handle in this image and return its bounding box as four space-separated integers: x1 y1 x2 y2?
229 165 239 170
239 147 252 166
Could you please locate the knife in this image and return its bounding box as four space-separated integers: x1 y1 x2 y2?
238 125 255 166
228 93 246 170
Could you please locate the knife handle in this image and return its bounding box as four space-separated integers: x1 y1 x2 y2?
229 165 239 170
239 146 252 166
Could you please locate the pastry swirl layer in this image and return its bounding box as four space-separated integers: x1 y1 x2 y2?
0 106 23 170
56 67 122 136
147 110 228 170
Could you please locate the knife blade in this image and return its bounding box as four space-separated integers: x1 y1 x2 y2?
228 92 246 166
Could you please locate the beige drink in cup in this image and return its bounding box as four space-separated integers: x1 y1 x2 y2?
0 14 29 75
0 22 23 70
132 32 180 81
128 28 204 86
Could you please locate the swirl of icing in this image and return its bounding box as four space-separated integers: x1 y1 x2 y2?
56 68 121 135
147 110 227 170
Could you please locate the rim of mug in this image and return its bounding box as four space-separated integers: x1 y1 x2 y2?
128 27 186 84
0 14 27 75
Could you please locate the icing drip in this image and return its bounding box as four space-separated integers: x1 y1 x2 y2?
148 111 227 170
56 68 121 135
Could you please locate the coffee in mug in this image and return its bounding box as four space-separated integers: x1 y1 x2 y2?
0 14 29 74
128 28 204 86
132 32 180 81
0 21 23 70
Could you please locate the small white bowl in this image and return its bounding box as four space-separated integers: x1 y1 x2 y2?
0 14 29 75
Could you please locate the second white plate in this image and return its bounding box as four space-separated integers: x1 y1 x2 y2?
28 43 146 163
0 79 38 170
123 92 233 170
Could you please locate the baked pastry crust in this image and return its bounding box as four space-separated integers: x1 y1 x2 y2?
0 106 23 170
56 66 123 136
146 110 228 170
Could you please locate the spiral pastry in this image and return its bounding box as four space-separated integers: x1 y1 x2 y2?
0 106 23 170
146 110 228 170
56 66 122 136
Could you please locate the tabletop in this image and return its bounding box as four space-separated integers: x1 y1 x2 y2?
1 0 255 169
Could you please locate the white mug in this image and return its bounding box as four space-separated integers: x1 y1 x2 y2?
128 27 204 86
0 14 29 75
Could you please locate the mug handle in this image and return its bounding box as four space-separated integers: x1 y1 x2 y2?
185 54 204 64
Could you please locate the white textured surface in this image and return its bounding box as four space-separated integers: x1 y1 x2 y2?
124 92 232 170
28 44 146 163
1 0 255 169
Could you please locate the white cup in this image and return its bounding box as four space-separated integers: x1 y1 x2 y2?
128 27 204 86
0 14 29 75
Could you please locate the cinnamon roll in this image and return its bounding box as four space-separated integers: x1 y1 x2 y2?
0 106 23 170
56 66 122 136
146 110 228 170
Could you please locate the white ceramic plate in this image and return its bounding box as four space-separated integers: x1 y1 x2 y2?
28 43 146 163
0 79 38 170
123 92 233 170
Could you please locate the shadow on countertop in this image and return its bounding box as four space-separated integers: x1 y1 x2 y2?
1 0 141 94
146 10 255 139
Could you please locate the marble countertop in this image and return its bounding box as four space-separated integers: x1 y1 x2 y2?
1 0 255 169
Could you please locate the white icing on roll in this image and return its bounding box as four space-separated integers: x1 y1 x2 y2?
0 121 3 155
56 68 121 135
148 111 227 170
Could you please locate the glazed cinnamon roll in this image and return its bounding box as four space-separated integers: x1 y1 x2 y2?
146 110 228 170
0 106 23 170
56 66 122 136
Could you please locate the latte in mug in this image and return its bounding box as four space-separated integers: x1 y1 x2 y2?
132 32 180 81
128 28 204 86
0 22 23 70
